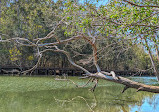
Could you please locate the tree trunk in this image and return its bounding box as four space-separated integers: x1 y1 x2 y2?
148 48 159 81
155 44 159 63
144 38 159 81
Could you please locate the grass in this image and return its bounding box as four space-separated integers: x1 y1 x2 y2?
0 76 158 112
0 76 80 92
0 75 158 93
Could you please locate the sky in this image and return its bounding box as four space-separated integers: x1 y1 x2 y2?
54 0 109 6
78 0 109 6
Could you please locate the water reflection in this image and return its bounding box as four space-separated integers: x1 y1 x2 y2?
0 77 158 112
129 94 159 112
129 76 158 85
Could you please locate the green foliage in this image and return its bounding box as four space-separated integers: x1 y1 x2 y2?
0 0 157 72
9 46 22 61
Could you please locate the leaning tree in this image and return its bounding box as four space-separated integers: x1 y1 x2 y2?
0 0 159 93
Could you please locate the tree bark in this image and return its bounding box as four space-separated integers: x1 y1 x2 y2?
148 48 159 81
155 44 159 63
144 38 159 81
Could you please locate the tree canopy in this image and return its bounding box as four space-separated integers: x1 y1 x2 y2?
0 0 159 93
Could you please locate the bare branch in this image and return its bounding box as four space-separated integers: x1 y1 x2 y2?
21 53 42 75
0 37 36 46
123 0 159 8
35 17 66 43
38 35 82 47
89 72 159 93
78 78 92 88
122 85 129 93
90 79 98 92
40 47 92 75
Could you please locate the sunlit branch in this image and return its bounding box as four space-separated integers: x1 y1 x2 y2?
0 37 36 46
38 35 82 47
35 17 66 43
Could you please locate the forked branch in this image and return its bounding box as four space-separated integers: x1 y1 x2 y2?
43 46 159 93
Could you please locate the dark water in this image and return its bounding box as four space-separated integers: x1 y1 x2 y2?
0 76 158 112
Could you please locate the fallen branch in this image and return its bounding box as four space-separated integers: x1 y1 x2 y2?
89 72 159 93
51 46 159 93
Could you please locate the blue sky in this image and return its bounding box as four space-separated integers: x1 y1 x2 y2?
54 0 109 6
78 0 109 6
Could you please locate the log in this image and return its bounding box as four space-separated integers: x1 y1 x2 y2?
89 72 159 93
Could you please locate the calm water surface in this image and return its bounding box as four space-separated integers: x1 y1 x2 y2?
0 76 158 112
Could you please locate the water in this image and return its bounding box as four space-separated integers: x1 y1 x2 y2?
0 76 158 112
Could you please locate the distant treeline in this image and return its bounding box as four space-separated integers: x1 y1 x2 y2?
0 0 158 75
0 66 154 76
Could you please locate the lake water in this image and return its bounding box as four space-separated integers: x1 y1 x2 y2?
0 76 158 112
